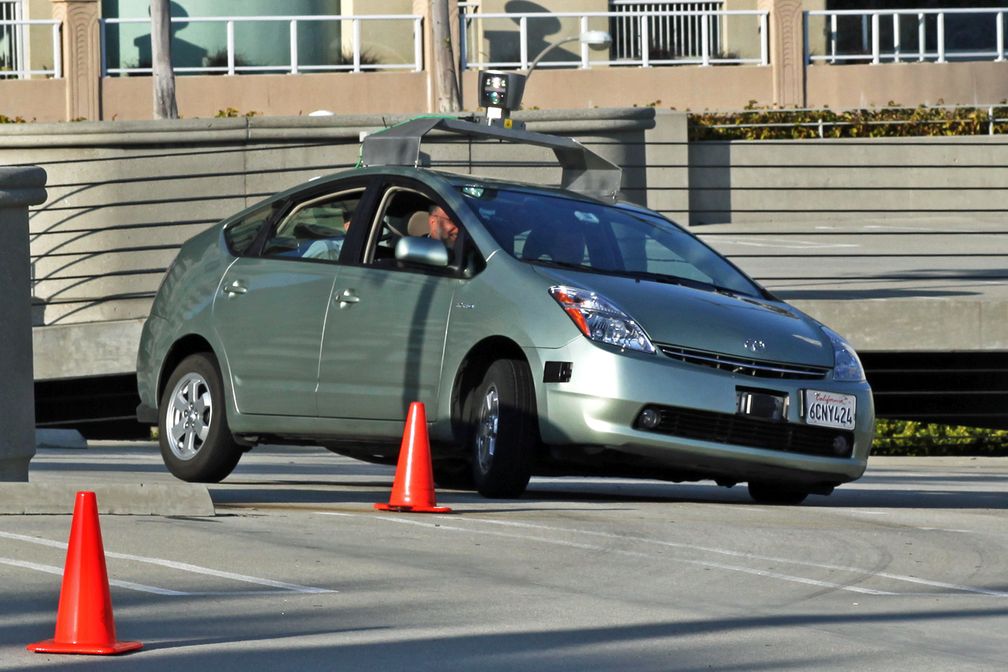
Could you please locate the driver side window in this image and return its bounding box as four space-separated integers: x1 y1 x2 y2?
365 188 440 265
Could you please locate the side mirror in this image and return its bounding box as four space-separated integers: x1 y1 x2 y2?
395 236 450 268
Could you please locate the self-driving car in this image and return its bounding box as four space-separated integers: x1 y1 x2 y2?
136 115 873 505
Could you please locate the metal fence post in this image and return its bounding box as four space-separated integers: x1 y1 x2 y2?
0 166 47 482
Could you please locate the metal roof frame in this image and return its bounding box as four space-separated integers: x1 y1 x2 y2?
360 117 622 199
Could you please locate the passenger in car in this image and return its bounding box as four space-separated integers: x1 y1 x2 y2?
302 212 352 261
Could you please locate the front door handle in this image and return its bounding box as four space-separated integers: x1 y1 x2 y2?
337 288 360 306
223 280 247 296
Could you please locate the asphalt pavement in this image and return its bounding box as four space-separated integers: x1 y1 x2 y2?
1 442 1006 671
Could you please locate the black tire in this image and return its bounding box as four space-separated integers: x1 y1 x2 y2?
158 352 243 483
747 481 810 505
468 358 537 498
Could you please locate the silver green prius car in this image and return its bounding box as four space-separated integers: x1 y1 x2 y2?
137 120 873 504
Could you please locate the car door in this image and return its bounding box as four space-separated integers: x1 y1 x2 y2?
316 184 460 421
213 183 367 416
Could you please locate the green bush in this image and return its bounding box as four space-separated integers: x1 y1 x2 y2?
0 114 26 124
689 101 1008 141
872 419 1008 456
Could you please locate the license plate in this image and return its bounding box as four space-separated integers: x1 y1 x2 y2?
803 390 856 430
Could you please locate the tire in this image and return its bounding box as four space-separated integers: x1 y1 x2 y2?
468 358 537 498
158 352 243 483
747 481 810 505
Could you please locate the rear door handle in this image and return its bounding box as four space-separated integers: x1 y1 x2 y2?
336 288 360 306
223 280 247 296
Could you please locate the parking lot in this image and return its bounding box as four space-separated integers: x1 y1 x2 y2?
1 443 1006 671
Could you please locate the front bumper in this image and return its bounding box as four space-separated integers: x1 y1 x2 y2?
525 337 874 486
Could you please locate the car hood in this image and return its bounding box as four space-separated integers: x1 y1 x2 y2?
533 266 833 367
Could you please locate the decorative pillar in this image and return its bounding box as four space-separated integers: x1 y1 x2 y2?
51 0 101 121
0 167 47 481
758 0 806 108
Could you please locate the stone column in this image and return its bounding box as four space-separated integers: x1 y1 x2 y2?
0 167 47 482
758 0 806 108
51 0 101 121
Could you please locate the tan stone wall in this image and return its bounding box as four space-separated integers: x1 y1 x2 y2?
7 58 1008 122
806 61 1008 110
102 71 429 120
0 78 64 120
463 65 775 112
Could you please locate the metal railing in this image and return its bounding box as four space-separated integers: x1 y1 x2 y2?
99 14 423 76
459 7 768 69
0 18 61 79
610 1 724 61
807 7 1008 65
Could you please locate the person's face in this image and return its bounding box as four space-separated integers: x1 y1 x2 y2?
428 206 459 246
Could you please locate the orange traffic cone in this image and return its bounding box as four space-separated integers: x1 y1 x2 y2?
27 491 143 656
375 402 453 513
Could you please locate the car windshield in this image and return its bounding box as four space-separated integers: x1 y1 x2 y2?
458 186 762 297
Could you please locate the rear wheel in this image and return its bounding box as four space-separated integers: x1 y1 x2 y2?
468 358 537 498
747 481 810 505
159 353 243 483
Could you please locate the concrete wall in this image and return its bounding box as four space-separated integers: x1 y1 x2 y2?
688 135 1008 225
0 165 47 481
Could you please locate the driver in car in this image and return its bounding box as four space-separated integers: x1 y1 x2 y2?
427 205 459 247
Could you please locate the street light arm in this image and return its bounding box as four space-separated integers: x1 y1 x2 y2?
524 35 581 83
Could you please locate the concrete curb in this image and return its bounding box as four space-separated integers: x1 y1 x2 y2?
35 429 88 450
0 483 215 516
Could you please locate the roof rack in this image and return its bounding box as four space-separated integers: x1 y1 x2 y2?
360 116 622 199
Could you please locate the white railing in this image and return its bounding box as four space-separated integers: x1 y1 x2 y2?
460 8 768 69
807 8 1008 65
610 1 724 62
0 18 61 79
99 14 423 76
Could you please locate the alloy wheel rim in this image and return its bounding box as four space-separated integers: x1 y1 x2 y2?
475 385 500 473
166 372 213 461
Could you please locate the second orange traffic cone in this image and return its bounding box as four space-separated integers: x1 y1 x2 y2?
27 491 143 656
375 402 452 513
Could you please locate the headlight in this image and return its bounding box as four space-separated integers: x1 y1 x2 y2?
549 286 655 354
823 326 865 382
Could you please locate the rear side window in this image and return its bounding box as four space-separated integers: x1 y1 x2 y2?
223 204 276 256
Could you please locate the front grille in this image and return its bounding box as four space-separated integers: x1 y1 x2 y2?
638 405 854 459
657 343 830 381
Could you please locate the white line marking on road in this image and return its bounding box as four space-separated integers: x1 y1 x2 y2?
319 513 893 596
716 238 860 250
0 557 188 595
0 530 333 595
468 518 1008 599
841 510 891 516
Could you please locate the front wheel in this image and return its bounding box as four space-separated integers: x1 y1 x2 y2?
468 358 537 498
159 352 243 483
747 481 810 505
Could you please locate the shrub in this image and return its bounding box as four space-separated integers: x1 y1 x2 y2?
689 101 1008 141
872 419 1008 456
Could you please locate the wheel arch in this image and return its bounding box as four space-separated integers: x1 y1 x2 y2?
157 334 220 404
449 336 532 443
